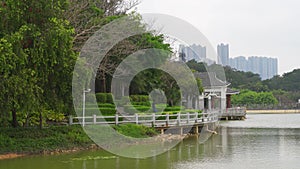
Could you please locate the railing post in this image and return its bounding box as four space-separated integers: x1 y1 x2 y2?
152 113 156 127
177 113 181 126
115 114 119 125
194 112 198 123
187 113 190 124
166 113 169 127
69 115 73 125
135 114 139 124
93 114 97 124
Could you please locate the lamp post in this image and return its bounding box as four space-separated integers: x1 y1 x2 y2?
83 88 91 126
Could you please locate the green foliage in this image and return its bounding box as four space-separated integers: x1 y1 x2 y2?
186 60 207 72
196 78 204 94
95 93 115 104
84 107 116 116
164 106 183 111
0 126 93 154
124 105 151 114
224 66 263 90
0 0 76 127
99 108 117 116
96 93 107 103
232 90 278 105
113 124 157 138
106 93 114 104
131 102 151 106
97 103 116 108
264 69 300 92
130 95 149 102
46 110 65 122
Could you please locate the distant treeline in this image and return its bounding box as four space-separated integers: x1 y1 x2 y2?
186 60 300 106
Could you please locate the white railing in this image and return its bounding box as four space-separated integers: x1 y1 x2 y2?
69 111 220 127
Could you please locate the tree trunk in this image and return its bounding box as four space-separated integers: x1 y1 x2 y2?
102 77 106 93
39 112 43 129
12 109 18 128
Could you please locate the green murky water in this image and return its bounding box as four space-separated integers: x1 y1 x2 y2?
1 114 300 169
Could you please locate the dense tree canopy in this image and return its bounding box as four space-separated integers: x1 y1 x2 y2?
263 69 300 92
0 0 76 127
231 90 278 105
0 0 185 127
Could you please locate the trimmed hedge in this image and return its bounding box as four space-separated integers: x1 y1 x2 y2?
164 106 183 111
130 95 149 102
156 112 178 120
106 93 114 104
98 103 116 108
131 102 151 106
96 93 107 103
95 93 115 104
113 124 157 138
84 107 116 116
99 108 117 116
123 105 151 114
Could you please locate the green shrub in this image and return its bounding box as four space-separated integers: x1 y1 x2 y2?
130 95 149 102
130 95 139 102
156 112 179 120
99 108 117 116
139 95 149 102
131 102 151 106
96 93 107 103
113 124 157 138
123 105 151 114
106 93 114 104
0 126 93 154
164 106 183 111
98 103 116 108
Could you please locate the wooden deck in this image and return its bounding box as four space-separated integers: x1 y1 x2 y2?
220 107 247 120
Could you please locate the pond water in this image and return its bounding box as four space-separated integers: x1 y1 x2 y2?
1 114 300 169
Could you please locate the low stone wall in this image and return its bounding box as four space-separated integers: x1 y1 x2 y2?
247 109 300 114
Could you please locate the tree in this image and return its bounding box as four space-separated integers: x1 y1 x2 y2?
0 0 76 127
65 0 139 52
264 69 300 91
231 90 278 106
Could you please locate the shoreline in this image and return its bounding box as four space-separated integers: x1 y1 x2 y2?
246 109 300 114
0 154 26 160
0 144 101 160
0 134 193 161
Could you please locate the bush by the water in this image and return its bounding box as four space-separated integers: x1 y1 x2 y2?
0 124 158 154
0 126 93 154
113 124 157 138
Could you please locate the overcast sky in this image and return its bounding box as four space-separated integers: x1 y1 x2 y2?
136 0 300 75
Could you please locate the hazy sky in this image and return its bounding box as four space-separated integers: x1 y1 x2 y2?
136 0 300 74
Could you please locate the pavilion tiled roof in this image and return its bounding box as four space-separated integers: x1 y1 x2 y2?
194 72 230 87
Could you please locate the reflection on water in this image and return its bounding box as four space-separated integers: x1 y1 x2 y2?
1 114 300 169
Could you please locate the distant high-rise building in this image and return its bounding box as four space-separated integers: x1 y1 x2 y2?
217 43 229 66
216 43 278 80
229 56 248 72
179 44 207 62
230 56 278 80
